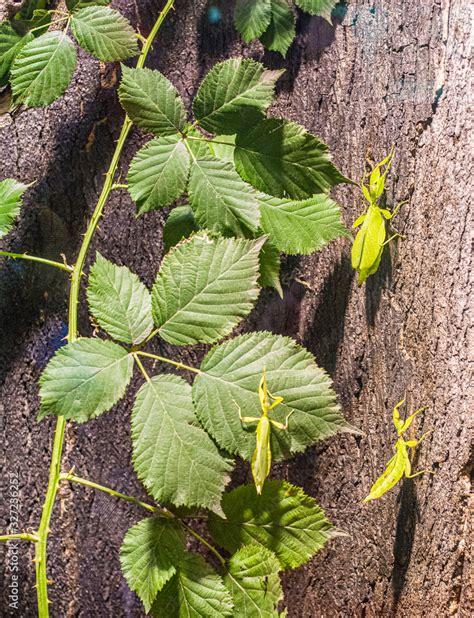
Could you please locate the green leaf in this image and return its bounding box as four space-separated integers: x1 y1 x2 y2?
163 205 199 252
225 545 283 617
209 134 236 163
258 239 282 297
38 338 133 422
16 0 48 20
152 234 264 346
188 157 260 236
120 518 186 613
193 58 283 135
235 118 348 199
0 24 33 85
259 193 349 255
260 0 296 57
119 66 186 137
132 374 231 510
0 178 28 239
151 552 233 617
87 253 153 345
71 6 138 61
67 0 110 11
127 136 190 214
295 0 338 22
10 31 77 107
13 9 51 38
209 481 336 568
193 331 352 460
234 0 272 42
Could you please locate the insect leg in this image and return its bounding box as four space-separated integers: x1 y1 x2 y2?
233 400 260 425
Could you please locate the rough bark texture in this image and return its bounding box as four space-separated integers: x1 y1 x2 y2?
0 0 471 616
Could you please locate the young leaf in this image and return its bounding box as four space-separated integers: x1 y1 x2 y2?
120 518 186 613
10 31 77 107
234 0 272 42
258 239 283 297
119 66 186 137
259 193 350 255
193 331 353 460
0 23 33 86
151 552 233 617
67 0 111 11
0 178 28 239
151 234 264 345
127 136 190 214
225 544 283 617
87 253 153 345
188 156 260 236
38 338 133 422
131 375 232 511
295 0 338 22
71 6 139 61
235 118 348 199
193 58 283 135
209 481 336 568
163 206 199 252
260 0 296 57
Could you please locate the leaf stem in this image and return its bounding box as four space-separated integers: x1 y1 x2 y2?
181 523 226 565
29 17 69 34
0 532 39 543
186 135 233 147
133 352 152 383
111 183 129 190
59 473 172 517
0 251 73 273
136 351 202 374
33 3 176 615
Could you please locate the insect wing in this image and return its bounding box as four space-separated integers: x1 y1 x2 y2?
251 416 271 495
363 448 404 502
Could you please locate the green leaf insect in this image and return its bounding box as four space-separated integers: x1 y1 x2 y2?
237 367 293 495
351 147 406 284
363 399 434 503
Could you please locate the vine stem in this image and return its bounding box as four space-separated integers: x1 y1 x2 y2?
0 533 39 543
60 474 225 565
136 350 202 374
33 3 175 616
0 251 73 272
59 473 172 517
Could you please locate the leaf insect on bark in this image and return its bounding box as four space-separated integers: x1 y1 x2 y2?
351 146 406 284
236 367 293 495
363 399 434 503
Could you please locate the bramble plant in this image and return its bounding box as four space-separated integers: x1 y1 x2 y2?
233 0 340 56
363 400 434 503
351 148 405 284
0 1 363 616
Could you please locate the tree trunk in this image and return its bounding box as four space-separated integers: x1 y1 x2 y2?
0 0 471 616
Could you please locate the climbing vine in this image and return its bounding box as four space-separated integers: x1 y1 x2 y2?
0 1 418 616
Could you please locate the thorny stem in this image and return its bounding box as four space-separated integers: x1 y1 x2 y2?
0 533 39 543
33 3 176 616
0 251 73 272
136 351 202 374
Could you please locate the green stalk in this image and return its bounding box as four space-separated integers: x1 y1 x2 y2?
136 351 202 374
0 533 39 543
33 3 175 615
60 474 172 517
0 251 72 272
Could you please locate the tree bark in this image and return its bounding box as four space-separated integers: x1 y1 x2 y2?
0 0 471 616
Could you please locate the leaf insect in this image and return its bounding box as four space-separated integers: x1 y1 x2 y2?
236 367 293 495
351 146 406 284
363 399 434 503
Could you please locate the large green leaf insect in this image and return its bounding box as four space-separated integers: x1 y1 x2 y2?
363 399 434 503
351 147 406 284
236 367 293 494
